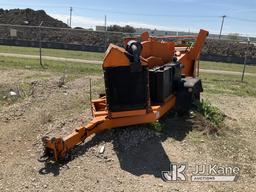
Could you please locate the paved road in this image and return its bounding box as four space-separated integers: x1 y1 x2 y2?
1 52 255 77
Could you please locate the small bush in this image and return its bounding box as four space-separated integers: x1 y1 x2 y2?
40 110 53 124
193 100 225 127
150 121 166 132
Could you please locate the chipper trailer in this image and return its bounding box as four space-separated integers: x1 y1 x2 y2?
40 29 209 162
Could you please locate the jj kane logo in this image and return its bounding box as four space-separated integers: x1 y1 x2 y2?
162 163 240 182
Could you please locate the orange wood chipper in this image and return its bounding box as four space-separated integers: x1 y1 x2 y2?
40 29 209 162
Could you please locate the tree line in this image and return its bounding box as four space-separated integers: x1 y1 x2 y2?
107 25 136 33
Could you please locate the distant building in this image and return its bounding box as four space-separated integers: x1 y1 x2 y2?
96 25 106 31
135 28 194 36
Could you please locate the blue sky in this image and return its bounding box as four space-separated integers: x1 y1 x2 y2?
1 0 256 36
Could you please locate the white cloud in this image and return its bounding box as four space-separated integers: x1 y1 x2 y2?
50 13 104 27
49 13 188 31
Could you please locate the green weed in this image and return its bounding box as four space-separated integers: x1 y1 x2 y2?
193 99 225 127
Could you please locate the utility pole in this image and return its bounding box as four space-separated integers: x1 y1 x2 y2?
39 21 44 68
69 7 73 28
241 37 250 82
219 15 226 39
104 15 107 50
104 15 107 31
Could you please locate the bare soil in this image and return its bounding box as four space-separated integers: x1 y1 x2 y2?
0 69 255 192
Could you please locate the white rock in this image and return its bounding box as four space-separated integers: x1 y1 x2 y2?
9 91 17 96
98 145 105 154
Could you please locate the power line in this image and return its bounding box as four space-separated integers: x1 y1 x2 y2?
2 2 256 22
72 6 220 18
0 3 69 9
0 3 219 18
228 16 256 23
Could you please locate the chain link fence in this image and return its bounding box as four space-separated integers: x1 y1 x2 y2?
0 24 136 52
0 23 256 65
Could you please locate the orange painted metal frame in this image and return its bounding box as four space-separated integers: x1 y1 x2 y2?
42 29 208 161
43 96 176 161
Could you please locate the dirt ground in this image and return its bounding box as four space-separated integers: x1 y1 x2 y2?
0 69 255 192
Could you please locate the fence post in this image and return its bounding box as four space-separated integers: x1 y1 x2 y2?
38 21 44 68
241 37 250 82
104 15 108 51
